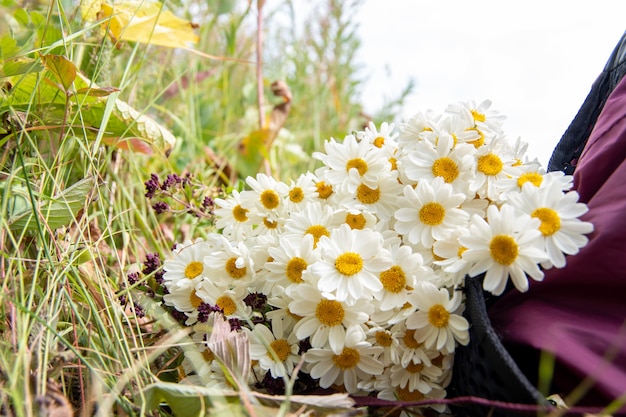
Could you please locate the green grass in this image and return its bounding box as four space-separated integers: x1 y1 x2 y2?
0 0 411 415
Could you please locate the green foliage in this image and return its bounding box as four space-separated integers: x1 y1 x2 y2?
0 0 411 415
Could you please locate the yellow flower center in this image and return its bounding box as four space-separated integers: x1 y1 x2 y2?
396 385 425 402
428 304 450 328
346 158 368 176
356 184 380 204
332 347 360 370
269 339 291 362
289 187 304 203
345 213 367 230
335 252 363 276
305 224 330 247
419 202 446 226
263 217 278 229
431 354 445 368
406 361 425 373
232 204 249 222
477 153 503 176
532 207 561 236
457 246 467 258
489 234 519 265
260 189 280 209
189 289 203 309
184 261 204 279
216 295 237 316
517 172 543 188
380 265 406 293
315 299 344 326
467 127 485 148
373 136 385 148
471 109 486 123
375 331 393 347
286 257 307 283
315 181 333 199
403 329 421 349
225 257 247 279
389 157 398 171
432 157 459 183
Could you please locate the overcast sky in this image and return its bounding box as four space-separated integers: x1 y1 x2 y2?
355 1 626 167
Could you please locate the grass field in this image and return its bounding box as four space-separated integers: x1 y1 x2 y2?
0 0 416 414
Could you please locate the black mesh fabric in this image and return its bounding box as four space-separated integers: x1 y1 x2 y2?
448 30 626 417
447 275 549 417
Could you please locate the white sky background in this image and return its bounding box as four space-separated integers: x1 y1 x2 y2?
354 1 626 167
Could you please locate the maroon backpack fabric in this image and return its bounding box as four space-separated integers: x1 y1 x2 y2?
489 75 626 408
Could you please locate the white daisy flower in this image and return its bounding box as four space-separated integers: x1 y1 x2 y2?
311 167 338 203
402 134 476 194
195 281 252 319
339 208 379 231
289 282 371 353
507 181 594 268
365 324 402 367
433 229 473 286
203 235 255 287
460 204 549 295
446 99 506 136
337 174 403 222
394 177 469 250
388 358 443 394
162 281 206 318
310 224 392 304
392 321 436 368
213 190 254 240
375 243 432 311
248 318 300 378
249 212 287 239
439 113 483 147
397 110 441 152
313 134 391 192
264 234 319 290
405 281 469 354
378 382 448 414
359 121 398 150
240 173 289 215
306 326 384 394
472 140 522 200
162 239 212 290
284 172 317 213
283 201 341 247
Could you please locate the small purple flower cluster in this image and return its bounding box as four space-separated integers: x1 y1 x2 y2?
144 172 215 219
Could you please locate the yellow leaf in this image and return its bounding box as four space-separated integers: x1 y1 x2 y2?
98 1 199 49
81 0 104 22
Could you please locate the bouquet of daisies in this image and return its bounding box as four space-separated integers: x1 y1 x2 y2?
156 100 593 410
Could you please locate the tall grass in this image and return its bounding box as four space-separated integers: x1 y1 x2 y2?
0 0 409 415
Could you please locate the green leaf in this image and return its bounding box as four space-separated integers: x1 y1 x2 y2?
0 35 20 60
75 86 120 97
41 54 76 93
140 382 239 417
7 177 98 231
0 71 176 155
0 58 44 78
12 8 30 27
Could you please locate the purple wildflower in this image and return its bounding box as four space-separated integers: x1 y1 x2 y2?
144 174 160 198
